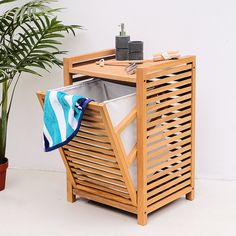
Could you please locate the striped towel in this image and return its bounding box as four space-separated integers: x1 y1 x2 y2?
43 90 92 152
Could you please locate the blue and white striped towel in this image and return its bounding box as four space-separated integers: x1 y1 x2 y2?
43 90 92 152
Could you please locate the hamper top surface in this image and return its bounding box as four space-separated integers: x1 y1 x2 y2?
69 56 195 83
70 60 136 83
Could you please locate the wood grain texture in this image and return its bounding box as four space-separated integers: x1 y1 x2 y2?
136 67 148 225
67 174 76 203
36 50 196 225
73 189 137 214
186 57 196 200
64 57 73 86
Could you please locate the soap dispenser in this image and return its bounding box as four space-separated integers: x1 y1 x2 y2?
115 23 130 60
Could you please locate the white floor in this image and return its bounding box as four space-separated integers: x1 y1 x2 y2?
0 169 235 236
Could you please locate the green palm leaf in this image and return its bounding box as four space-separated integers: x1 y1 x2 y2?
0 0 82 162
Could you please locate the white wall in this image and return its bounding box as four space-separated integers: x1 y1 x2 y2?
4 0 236 180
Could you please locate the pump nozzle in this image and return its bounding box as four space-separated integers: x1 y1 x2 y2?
119 23 126 36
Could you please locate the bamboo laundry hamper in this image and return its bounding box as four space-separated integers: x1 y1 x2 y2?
37 49 196 225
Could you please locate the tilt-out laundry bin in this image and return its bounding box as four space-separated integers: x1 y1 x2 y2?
37 49 196 225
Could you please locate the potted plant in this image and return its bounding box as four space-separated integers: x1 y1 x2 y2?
0 0 81 190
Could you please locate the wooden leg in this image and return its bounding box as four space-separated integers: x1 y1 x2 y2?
137 211 148 225
67 175 76 203
186 189 195 201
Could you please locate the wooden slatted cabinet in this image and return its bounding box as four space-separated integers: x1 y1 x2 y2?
37 49 196 225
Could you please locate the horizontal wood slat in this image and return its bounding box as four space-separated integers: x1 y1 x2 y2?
146 86 192 105
70 166 124 181
146 71 192 89
148 137 191 159
147 108 191 129
147 115 191 137
147 165 191 191
145 64 192 80
147 173 191 198
147 158 191 183
77 131 109 143
84 105 101 114
74 174 128 193
146 78 192 98
144 56 193 73
69 140 114 156
83 114 103 123
147 122 191 146
81 120 105 129
147 129 191 154
147 185 192 212
147 100 191 122
76 179 129 199
65 150 118 168
73 189 136 214
148 144 192 169
76 184 132 205
67 157 121 174
65 144 115 160
72 168 125 186
79 125 107 135
147 151 191 175
147 93 191 113
73 136 112 149
83 111 102 118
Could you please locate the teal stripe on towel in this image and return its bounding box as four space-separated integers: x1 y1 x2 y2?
44 91 62 146
57 92 75 139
